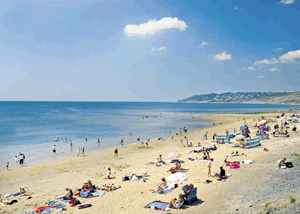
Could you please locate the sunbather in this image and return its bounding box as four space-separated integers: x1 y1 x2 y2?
157 178 167 190
100 184 120 192
167 162 181 173
0 197 18 205
166 194 184 210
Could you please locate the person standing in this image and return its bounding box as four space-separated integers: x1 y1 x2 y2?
97 138 101 143
82 147 85 156
203 130 208 140
53 145 56 155
19 152 24 165
114 147 118 159
120 139 124 147
77 146 80 156
208 158 213 177
6 162 9 170
137 135 140 142
70 141 73 147
212 133 216 142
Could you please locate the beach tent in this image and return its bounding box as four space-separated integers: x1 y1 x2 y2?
245 137 261 149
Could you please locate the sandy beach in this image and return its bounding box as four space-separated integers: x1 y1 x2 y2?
1 112 300 214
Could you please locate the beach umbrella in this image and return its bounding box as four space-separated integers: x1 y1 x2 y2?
234 135 244 141
167 173 188 182
168 152 181 159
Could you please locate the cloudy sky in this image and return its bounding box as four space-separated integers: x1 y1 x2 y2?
1 0 299 101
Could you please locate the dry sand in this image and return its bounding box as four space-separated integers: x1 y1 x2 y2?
0 112 300 214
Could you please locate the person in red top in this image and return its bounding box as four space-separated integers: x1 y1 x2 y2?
63 188 73 200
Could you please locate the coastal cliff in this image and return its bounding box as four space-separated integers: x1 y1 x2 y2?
178 91 300 105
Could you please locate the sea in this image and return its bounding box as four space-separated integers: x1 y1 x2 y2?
0 101 298 170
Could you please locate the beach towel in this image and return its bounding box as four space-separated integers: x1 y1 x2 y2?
152 183 176 195
90 191 106 196
40 208 54 214
20 211 35 214
242 160 255 164
170 159 180 163
144 201 169 210
13 192 21 196
45 201 65 209
229 162 240 169
3 193 12 198
177 168 186 172
77 204 92 209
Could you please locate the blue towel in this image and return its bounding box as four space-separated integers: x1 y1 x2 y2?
13 192 21 196
152 188 174 195
45 201 65 209
146 201 169 210
59 198 71 203
20 211 35 214
80 191 90 198
40 208 54 214
177 168 185 171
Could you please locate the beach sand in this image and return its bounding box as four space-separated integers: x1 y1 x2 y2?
0 112 300 214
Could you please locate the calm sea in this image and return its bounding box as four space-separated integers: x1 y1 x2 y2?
0 101 297 169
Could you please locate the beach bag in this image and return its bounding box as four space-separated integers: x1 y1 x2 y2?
286 162 293 168
122 176 129 181
281 165 287 169
69 199 76 207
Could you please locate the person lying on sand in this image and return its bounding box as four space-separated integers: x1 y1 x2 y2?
166 193 185 210
99 184 121 192
0 197 18 206
157 178 167 190
167 162 181 173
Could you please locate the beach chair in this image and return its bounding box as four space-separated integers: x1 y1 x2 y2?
186 188 197 205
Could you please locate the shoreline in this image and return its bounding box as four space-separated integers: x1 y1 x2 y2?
0 114 213 171
1 111 299 214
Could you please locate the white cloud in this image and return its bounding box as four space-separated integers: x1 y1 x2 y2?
253 58 279 65
275 47 284 52
214 52 232 60
124 17 188 36
270 67 280 72
197 42 208 48
151 46 168 51
280 0 295 4
258 75 265 78
243 66 255 70
279 49 300 63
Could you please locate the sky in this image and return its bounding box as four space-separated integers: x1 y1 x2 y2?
0 0 299 102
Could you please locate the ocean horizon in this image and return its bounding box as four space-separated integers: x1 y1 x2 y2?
0 101 298 170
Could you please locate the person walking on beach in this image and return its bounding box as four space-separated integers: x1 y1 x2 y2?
98 138 101 143
208 158 213 177
137 135 140 142
82 147 85 156
212 133 216 142
6 162 9 170
203 130 208 140
114 147 118 159
120 139 124 147
70 141 73 147
77 146 80 156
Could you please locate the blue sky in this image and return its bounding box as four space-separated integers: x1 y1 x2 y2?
0 0 299 101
